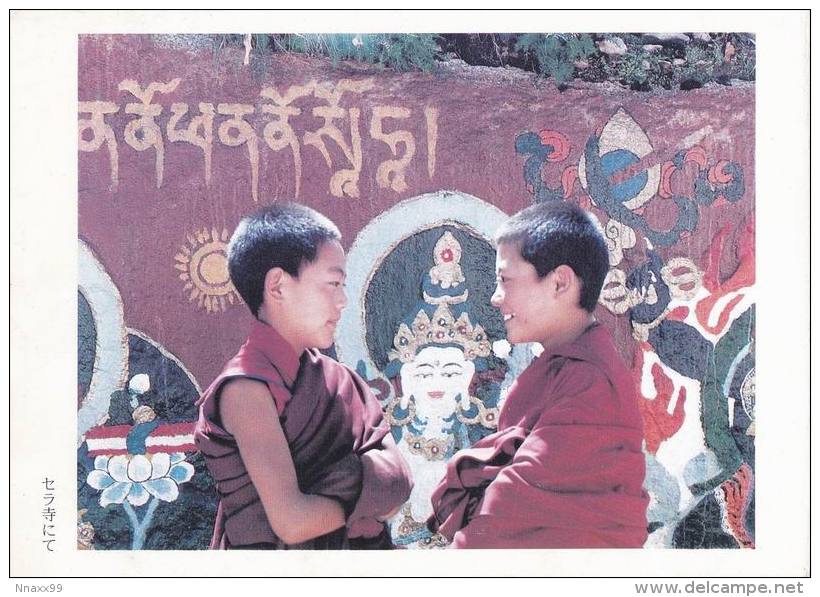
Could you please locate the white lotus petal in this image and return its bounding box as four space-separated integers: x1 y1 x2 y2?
100 482 130 507
86 469 115 490
169 461 194 484
144 478 180 502
108 455 130 482
94 455 110 471
126 483 150 506
150 453 171 479
128 455 152 483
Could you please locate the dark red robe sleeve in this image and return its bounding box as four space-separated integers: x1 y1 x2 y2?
430 362 648 548
278 351 412 541
343 367 414 538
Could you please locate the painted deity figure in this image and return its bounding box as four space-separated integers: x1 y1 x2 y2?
382 232 499 548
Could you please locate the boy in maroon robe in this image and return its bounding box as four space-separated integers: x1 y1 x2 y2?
194 203 412 549
428 201 649 548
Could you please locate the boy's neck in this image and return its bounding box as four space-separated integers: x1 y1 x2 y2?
540 309 596 353
257 311 305 357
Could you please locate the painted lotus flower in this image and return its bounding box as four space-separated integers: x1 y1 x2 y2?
86 453 194 507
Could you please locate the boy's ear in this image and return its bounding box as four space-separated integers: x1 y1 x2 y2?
263 267 287 303
551 265 576 297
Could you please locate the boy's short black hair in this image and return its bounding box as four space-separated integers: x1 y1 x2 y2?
495 201 608 312
228 202 341 317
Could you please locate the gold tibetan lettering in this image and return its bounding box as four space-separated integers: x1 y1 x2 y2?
118 78 181 188
425 106 438 179
260 81 315 198
167 102 215 186
217 103 259 202
78 101 120 191
370 106 415 193
304 78 375 198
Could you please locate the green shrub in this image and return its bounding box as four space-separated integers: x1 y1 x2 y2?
515 33 596 85
269 33 440 72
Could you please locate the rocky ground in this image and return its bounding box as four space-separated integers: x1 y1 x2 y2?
155 32 755 93
438 32 755 91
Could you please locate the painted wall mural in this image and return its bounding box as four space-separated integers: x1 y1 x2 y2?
174 226 240 313
79 35 754 550
80 76 439 201
78 240 217 549
513 108 754 548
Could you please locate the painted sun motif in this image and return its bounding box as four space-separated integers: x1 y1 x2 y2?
174 227 240 313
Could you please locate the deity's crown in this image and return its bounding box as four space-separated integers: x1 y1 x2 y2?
388 231 491 364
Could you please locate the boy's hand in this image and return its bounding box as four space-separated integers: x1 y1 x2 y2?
305 452 363 517
376 504 402 522
346 516 384 538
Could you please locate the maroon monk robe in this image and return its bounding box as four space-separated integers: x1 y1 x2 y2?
195 320 412 549
428 323 649 548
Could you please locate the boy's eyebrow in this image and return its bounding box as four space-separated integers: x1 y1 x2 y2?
443 362 463 368
415 363 434 369
328 266 346 276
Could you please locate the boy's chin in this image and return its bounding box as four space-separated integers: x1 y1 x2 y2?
314 335 336 351
506 331 526 344
509 333 539 346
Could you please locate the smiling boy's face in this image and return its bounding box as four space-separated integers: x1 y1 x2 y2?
275 239 348 354
491 241 560 347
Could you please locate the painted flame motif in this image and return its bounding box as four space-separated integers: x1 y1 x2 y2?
632 347 687 455
695 217 754 335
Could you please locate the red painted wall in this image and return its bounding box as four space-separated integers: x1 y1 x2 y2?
79 35 753 388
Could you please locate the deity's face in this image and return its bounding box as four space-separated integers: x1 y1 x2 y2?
399 346 475 419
